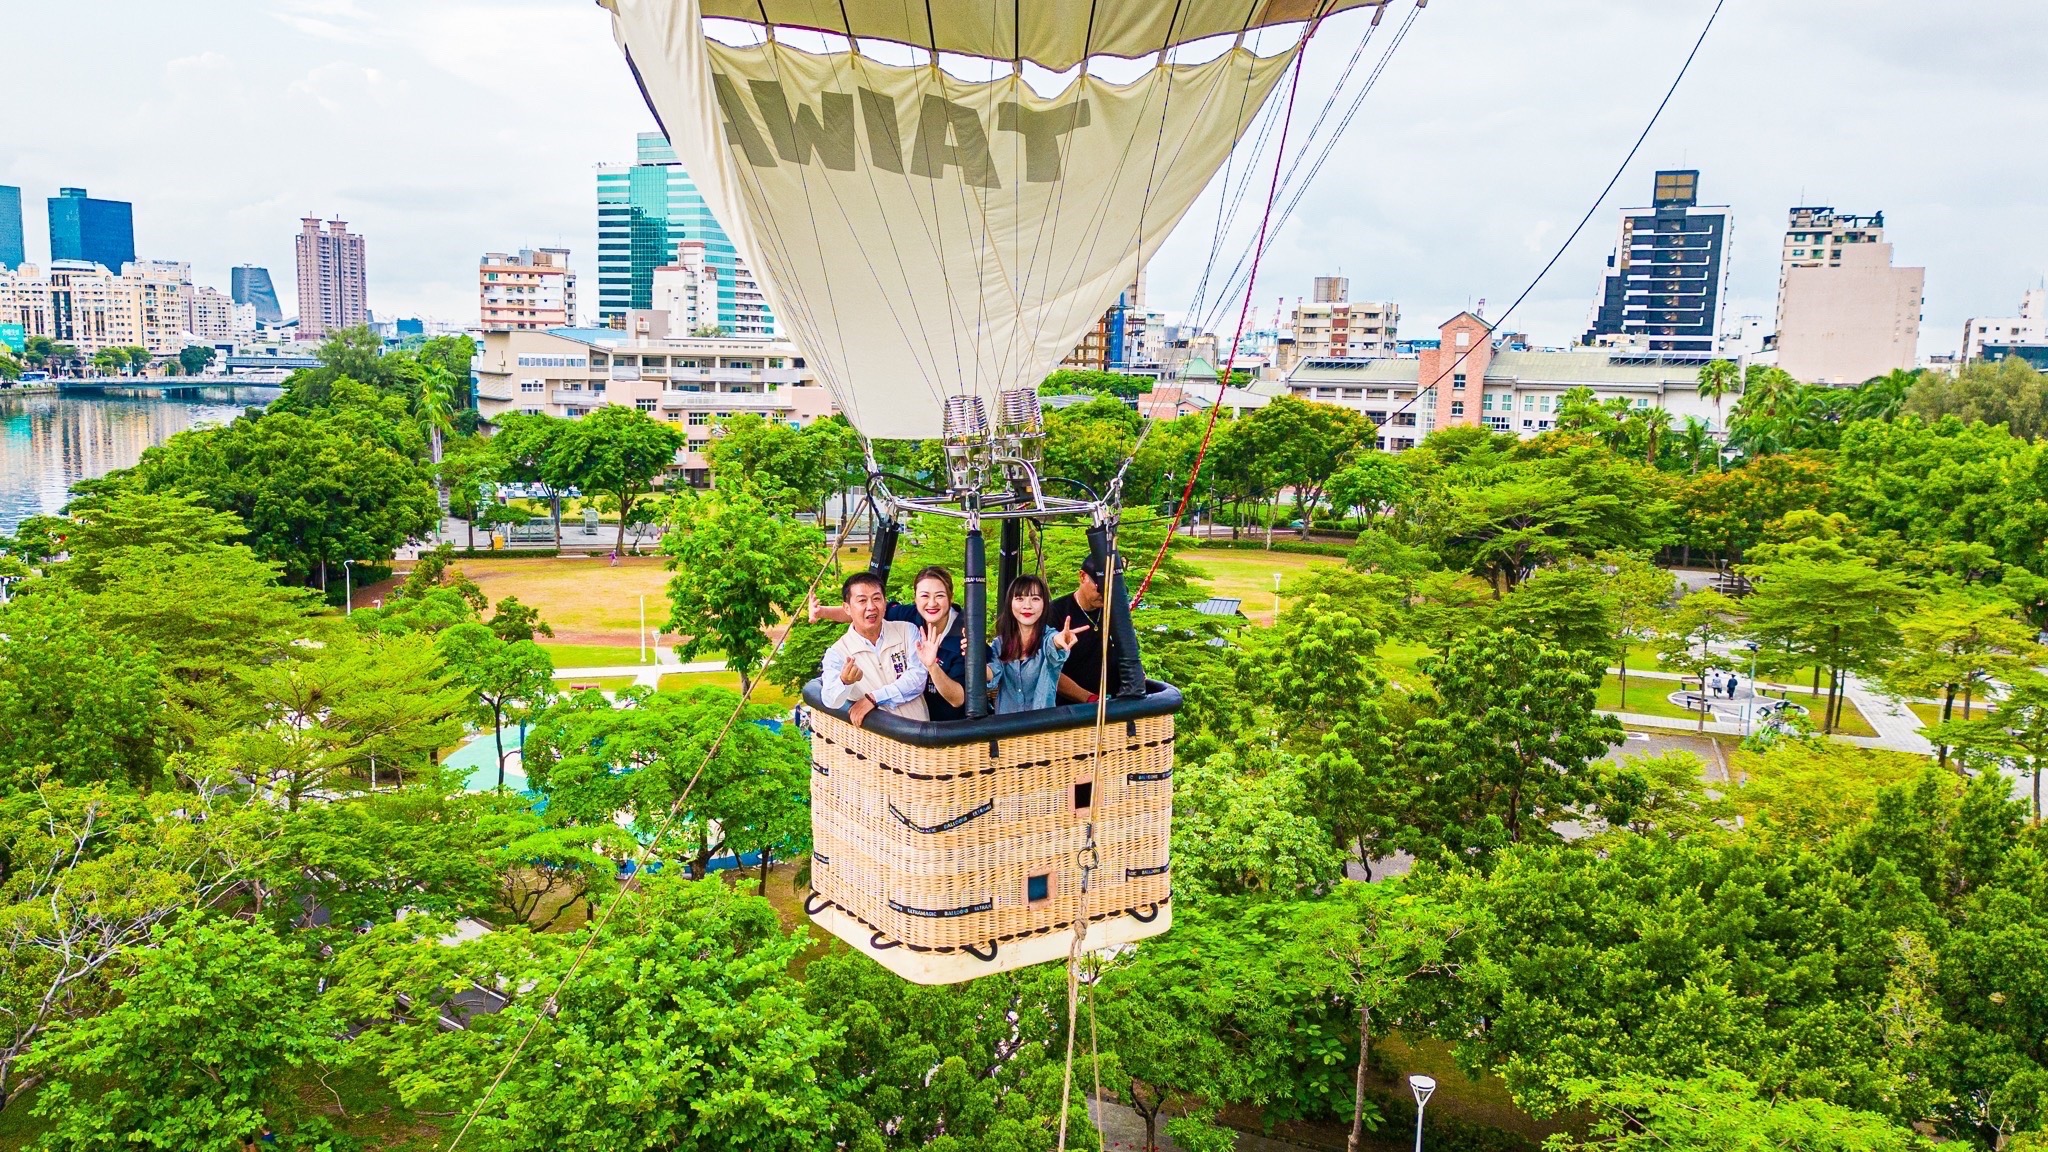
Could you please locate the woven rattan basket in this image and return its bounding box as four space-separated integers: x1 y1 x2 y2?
801 682 1178 984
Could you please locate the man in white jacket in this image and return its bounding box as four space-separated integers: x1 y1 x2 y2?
819 572 929 727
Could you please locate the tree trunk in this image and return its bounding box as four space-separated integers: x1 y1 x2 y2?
494 715 507 794
615 494 631 556
1347 1004 1373 1152
1618 654 1629 709
552 494 563 547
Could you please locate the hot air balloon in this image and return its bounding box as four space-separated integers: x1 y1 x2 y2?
601 0 1382 983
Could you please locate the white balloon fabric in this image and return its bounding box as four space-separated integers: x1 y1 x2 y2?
605 0 1306 440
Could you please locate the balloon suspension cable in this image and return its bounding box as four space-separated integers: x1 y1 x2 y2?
1131 9 1324 608
1333 0 1726 435
444 492 873 1152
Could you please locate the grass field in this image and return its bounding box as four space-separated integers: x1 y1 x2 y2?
432 555 672 644
1179 546 1342 623
658 671 798 709
1600 675 1703 720
541 642 653 669
558 675 642 694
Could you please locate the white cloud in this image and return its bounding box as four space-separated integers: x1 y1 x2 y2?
6 0 2044 351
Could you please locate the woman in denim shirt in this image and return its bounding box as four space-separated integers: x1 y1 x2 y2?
989 575 1089 714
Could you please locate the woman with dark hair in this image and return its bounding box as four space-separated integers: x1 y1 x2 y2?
990 574 1089 714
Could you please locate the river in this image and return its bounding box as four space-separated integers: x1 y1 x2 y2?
0 386 279 534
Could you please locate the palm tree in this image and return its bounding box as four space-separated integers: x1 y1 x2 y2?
1674 416 1714 474
1554 385 1603 432
1849 367 1920 422
1599 396 1635 451
1637 405 1673 467
1696 358 1739 434
414 366 458 514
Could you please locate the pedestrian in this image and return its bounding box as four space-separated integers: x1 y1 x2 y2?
819 572 929 728
608 549 619 566
990 574 1088 714
1728 674 1740 698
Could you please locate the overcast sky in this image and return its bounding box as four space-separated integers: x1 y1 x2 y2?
7 0 2045 355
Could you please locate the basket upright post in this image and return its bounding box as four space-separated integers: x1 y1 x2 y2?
964 503 989 718
997 517 1021 609
1087 520 1148 697
869 514 901 587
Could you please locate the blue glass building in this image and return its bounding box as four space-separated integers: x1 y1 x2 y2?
0 187 23 270
232 265 283 325
596 133 770 334
47 187 135 271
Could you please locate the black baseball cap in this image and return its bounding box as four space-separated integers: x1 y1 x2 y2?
1080 554 1105 580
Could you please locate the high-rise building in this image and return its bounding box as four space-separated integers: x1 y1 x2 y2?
596 133 773 335
293 216 368 342
231 265 283 325
0 186 23 270
1289 275 1399 364
0 260 192 356
1062 272 1153 372
479 248 577 331
1583 170 1730 354
47 187 136 272
189 284 237 344
1772 206 1923 384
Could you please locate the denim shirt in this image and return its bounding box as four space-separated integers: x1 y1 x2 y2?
990 627 1071 714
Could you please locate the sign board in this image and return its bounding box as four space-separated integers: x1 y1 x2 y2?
0 324 23 354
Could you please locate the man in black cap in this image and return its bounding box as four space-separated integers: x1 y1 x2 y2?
1047 554 1121 704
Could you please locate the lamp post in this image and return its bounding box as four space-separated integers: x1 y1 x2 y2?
1273 571 1283 619
1743 640 1760 737
342 559 355 617
1409 1075 1436 1152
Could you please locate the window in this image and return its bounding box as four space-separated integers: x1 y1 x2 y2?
636 398 657 411
515 354 587 368
519 379 543 393
1450 400 1464 417
688 412 710 426
1635 398 1649 409
1455 330 1470 348
1481 393 1493 411
1073 781 1094 810
1452 372 1466 390
1539 395 1551 413
1026 874 1051 903
1523 395 1536 412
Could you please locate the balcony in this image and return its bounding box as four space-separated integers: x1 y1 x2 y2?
665 365 808 387
657 390 792 412
474 381 515 402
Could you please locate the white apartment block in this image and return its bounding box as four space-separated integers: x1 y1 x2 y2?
1772 206 1924 384
0 260 204 357
1283 314 1725 452
472 321 836 485
479 248 576 332
1285 278 1398 369
653 241 721 336
1960 288 2046 363
189 284 238 344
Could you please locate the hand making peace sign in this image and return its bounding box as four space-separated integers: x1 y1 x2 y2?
1051 619 1090 652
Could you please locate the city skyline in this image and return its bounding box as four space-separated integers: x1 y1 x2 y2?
4 0 2045 353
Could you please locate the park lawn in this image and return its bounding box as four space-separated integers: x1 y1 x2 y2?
1600 675 1702 721
542 642 651 669
558 676 642 694
1180 546 1342 623
445 555 673 641
659 671 798 709
1753 685 1881 739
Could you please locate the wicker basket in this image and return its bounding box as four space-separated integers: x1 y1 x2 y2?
801 685 1177 984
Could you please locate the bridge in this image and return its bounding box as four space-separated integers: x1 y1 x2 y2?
56 374 289 393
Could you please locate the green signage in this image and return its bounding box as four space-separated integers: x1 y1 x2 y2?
0 324 22 354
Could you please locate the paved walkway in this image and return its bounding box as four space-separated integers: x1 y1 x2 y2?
1604 664 1935 755
554 653 726 690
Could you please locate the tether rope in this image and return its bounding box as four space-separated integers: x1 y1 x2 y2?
1131 7 1325 607
444 495 872 1151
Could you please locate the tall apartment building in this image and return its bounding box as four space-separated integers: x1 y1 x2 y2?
0 186 23 270
0 261 190 357
1583 170 1730 354
47 188 136 272
479 248 577 331
1289 276 1399 363
189 284 238 344
652 240 722 335
231 264 283 325
596 133 772 335
1960 288 2046 364
1772 206 1922 384
293 215 368 342
1062 271 1153 371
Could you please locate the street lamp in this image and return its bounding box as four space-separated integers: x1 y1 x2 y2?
342 559 355 617
1743 640 1760 737
1409 1075 1436 1152
1273 571 1283 619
